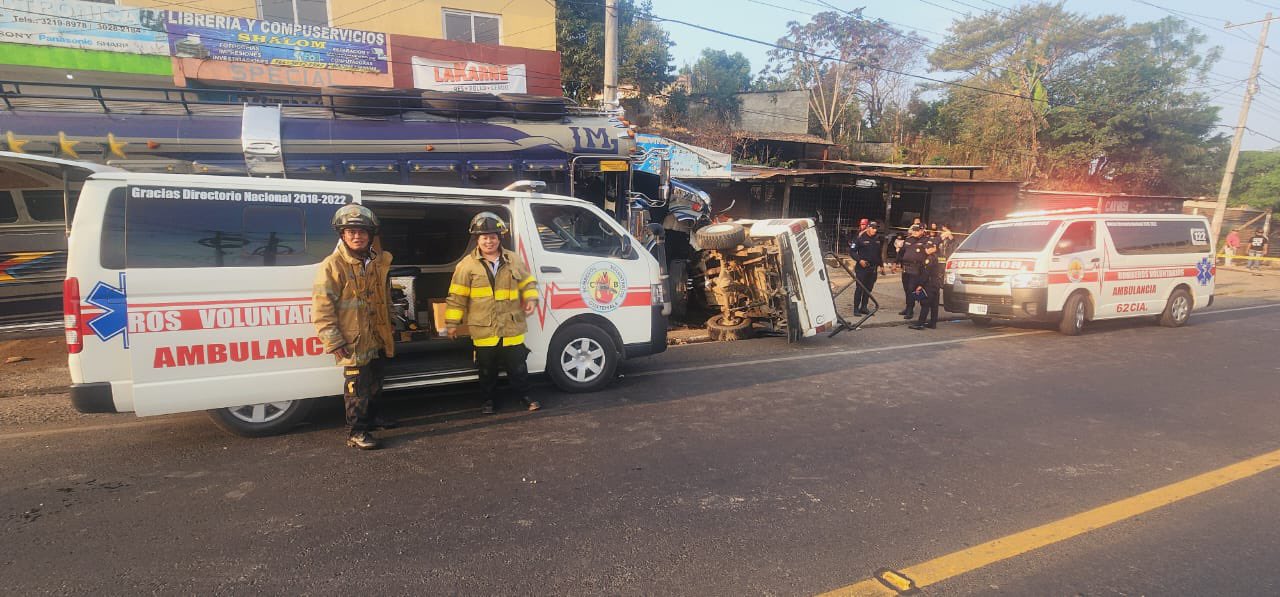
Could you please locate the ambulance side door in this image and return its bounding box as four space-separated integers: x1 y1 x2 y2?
1049 220 1104 316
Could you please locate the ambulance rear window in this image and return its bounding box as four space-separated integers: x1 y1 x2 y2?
958 220 1061 253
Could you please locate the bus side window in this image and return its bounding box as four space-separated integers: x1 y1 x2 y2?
21 189 79 223
0 192 17 224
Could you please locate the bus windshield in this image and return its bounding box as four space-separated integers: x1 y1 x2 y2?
958 220 1062 253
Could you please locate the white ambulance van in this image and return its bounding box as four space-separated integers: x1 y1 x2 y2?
943 211 1216 335
62 171 668 436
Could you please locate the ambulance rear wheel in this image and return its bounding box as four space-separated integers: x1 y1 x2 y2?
548 323 619 393
1059 292 1088 336
208 399 316 438
1160 288 1192 328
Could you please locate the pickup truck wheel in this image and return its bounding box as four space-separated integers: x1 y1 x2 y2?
707 314 753 341
208 399 316 438
695 223 747 250
1159 288 1192 327
1059 292 1088 336
547 323 619 393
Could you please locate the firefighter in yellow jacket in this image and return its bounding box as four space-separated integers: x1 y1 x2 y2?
446 212 541 414
312 204 397 450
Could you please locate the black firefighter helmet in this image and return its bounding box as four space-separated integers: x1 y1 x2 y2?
332 204 379 235
469 211 509 236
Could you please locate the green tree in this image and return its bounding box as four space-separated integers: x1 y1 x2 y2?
556 0 675 104
1042 17 1226 193
928 2 1121 177
1230 151 1280 210
687 49 752 126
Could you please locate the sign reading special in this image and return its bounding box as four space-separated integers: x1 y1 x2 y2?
165 12 389 74
411 56 527 93
0 0 169 54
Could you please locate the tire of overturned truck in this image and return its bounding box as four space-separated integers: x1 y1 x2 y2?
695 223 747 251
323 86 422 116
706 314 753 341
668 259 689 320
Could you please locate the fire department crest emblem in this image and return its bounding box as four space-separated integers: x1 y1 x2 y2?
1066 258 1085 283
580 262 627 313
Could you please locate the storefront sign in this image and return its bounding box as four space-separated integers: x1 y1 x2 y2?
171 57 392 89
410 56 527 93
165 12 389 75
0 0 169 54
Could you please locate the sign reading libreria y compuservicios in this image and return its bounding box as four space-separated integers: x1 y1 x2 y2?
0 0 169 54
165 12 389 74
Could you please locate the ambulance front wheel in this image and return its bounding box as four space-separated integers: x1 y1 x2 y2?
208 399 317 438
548 323 620 393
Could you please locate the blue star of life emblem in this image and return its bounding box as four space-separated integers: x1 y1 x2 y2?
1195 256 1214 286
86 273 129 347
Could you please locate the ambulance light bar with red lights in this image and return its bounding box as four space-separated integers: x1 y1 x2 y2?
1005 207 1097 218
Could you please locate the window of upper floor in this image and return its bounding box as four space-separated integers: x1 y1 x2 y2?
443 9 501 45
259 0 329 26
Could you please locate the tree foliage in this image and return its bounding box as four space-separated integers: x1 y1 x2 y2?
761 10 923 143
908 2 1226 194
687 49 752 126
556 0 675 104
1230 151 1280 210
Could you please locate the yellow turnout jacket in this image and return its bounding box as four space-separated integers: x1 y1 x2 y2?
445 247 539 347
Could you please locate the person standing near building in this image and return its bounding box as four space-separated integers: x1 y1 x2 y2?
851 221 883 315
1247 228 1269 274
938 224 957 258
446 212 542 414
312 204 397 451
909 243 945 330
898 224 933 319
1224 228 1240 266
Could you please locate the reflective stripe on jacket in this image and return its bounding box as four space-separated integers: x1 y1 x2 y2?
445 247 538 347
312 243 396 366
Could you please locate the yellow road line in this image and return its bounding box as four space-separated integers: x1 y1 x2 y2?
818 446 1280 596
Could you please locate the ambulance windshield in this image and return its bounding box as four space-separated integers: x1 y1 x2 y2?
958 220 1062 253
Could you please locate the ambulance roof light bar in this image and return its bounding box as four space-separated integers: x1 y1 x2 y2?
1005 206 1098 218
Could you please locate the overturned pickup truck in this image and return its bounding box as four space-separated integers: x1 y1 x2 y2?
692 219 840 341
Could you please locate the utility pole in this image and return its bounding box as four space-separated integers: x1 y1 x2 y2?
1213 14 1274 242
603 0 619 110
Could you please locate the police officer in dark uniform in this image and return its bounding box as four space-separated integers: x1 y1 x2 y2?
850 220 883 315
909 242 945 330
898 224 934 319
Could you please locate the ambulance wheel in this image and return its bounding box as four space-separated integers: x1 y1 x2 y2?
1059 292 1088 336
707 314 754 341
1160 288 1192 328
695 223 747 251
548 323 619 393
208 399 316 438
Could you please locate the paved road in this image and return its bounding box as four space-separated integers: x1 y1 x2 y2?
2 297 1279 595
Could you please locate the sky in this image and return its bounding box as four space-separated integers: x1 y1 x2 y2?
646 0 1280 151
